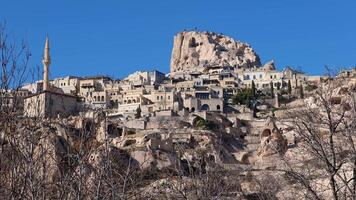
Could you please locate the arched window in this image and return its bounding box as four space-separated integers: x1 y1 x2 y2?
94 96 97 101
201 104 210 111
217 105 221 110
101 96 104 101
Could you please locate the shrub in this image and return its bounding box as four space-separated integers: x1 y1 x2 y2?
193 116 218 130
231 88 254 106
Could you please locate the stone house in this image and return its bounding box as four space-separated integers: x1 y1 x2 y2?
24 91 77 118
51 76 80 95
124 70 165 86
78 76 114 108
1 89 30 111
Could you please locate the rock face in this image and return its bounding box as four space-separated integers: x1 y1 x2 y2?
170 31 261 76
257 117 287 158
262 60 276 71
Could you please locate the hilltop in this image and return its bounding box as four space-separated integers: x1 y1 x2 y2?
170 31 261 76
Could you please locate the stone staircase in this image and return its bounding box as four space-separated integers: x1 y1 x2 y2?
232 119 266 164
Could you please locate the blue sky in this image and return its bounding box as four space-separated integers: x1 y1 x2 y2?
1 0 356 80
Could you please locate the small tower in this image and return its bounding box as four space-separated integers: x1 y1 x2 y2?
42 36 51 91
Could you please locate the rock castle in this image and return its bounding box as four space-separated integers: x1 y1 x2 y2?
13 31 330 119
2 30 356 199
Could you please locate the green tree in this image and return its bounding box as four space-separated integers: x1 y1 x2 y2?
232 88 254 106
251 80 256 99
299 85 304 99
135 106 141 119
270 81 274 98
287 80 292 95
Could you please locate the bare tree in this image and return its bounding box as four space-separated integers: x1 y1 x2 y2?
281 75 356 200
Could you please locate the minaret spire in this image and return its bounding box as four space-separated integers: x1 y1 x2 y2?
42 36 51 91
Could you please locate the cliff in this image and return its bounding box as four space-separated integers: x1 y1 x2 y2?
170 31 261 76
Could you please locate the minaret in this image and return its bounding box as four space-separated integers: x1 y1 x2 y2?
42 36 51 91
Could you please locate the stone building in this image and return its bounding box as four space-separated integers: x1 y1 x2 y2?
78 76 117 109
24 91 77 118
124 70 165 86
23 37 78 118
51 76 81 94
0 89 30 111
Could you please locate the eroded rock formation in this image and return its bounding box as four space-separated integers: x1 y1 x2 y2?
170 31 261 76
257 117 287 158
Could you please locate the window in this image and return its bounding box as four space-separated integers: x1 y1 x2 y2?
161 96 163 100
259 74 262 79
274 75 277 79
253 75 256 79
168 95 170 100
270 75 273 79
189 37 197 48
157 96 159 100
217 105 221 110
101 96 104 101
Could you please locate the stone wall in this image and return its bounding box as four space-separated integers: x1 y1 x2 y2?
124 119 147 130
24 91 77 118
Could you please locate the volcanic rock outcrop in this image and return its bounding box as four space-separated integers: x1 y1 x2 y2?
257 117 288 158
170 31 261 76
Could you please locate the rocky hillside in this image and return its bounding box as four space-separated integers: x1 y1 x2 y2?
170 31 261 75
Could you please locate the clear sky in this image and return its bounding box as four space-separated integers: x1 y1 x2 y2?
1 0 356 80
